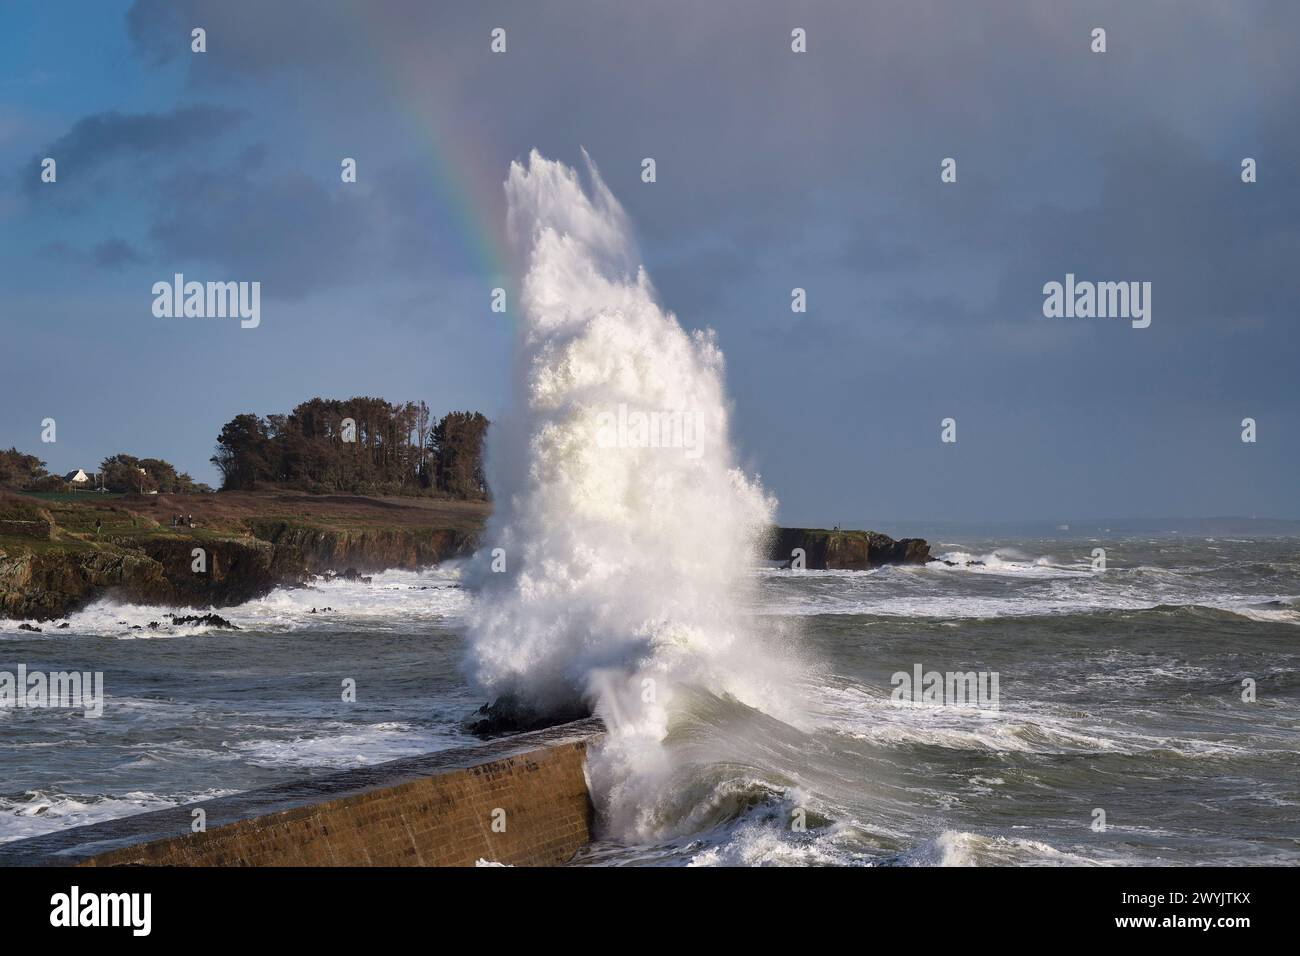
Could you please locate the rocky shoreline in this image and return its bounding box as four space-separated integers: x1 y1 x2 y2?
1 492 933 620
0 530 478 621
0 491 486 621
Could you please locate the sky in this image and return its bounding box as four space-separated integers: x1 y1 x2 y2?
1 0 1297 526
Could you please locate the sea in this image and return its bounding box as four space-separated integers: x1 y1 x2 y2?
3 532 1297 866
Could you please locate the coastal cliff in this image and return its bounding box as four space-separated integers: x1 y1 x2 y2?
0 491 487 620
768 527 931 570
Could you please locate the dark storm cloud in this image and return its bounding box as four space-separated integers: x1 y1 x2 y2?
18 105 458 297
35 237 145 271
141 153 491 297
117 1 1300 325
127 0 364 72
7 0 1296 517
147 164 378 298
20 106 244 195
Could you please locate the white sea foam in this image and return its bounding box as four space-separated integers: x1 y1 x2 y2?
0 788 234 845
231 720 465 769
0 566 468 640
686 819 869 867
931 549 1089 577
1221 603 1300 624
902 830 1109 867
752 558 1300 622
462 150 799 841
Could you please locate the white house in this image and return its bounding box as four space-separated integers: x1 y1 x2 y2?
63 469 92 488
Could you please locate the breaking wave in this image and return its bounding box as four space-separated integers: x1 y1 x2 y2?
462 150 802 841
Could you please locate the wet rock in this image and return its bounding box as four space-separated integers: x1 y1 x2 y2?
769 527 930 571
166 612 240 629
464 695 593 739
18 622 41 632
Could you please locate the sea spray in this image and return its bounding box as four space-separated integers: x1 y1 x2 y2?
463 150 800 838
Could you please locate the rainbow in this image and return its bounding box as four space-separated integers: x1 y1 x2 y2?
348 5 512 289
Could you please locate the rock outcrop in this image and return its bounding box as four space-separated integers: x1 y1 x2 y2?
246 520 470 575
767 527 930 570
0 528 478 620
463 696 594 739
0 492 485 620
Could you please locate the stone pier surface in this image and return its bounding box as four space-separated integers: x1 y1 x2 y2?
0 718 605 867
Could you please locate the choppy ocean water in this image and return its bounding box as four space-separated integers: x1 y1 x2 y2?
2 536 1297 865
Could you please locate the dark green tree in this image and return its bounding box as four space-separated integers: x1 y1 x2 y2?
432 411 490 499
0 448 48 490
99 454 156 494
211 414 274 490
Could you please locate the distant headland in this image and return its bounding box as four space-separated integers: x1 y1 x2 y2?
0 395 931 621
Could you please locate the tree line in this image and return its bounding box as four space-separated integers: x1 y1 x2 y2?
0 448 208 494
0 396 490 499
210 397 489 498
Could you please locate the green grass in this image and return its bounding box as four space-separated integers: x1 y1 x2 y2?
0 490 489 562
47 506 154 536
0 533 96 556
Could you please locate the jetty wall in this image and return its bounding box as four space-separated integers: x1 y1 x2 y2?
0 719 604 868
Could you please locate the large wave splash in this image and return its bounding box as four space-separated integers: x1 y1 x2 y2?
463 150 798 836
